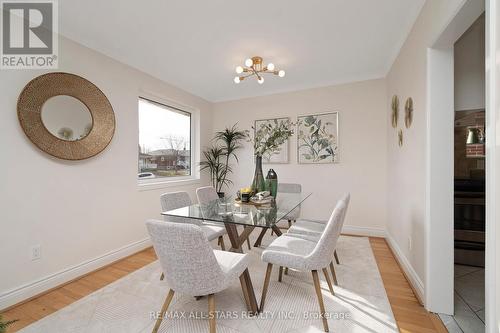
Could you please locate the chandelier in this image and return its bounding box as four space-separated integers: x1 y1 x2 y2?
234 56 285 84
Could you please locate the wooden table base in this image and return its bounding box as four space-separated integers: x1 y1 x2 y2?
253 226 283 247
224 223 259 314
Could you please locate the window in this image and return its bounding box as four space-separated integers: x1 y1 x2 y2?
138 97 192 181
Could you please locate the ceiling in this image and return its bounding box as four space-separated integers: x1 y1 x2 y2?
59 0 425 102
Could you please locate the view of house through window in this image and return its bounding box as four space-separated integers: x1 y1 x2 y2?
138 98 191 179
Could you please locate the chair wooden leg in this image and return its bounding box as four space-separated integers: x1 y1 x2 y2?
334 250 340 265
322 268 335 296
159 273 164 281
284 267 289 275
247 237 251 250
329 261 338 286
278 266 283 282
260 263 273 311
218 236 225 251
312 271 329 332
152 289 175 333
208 293 216 333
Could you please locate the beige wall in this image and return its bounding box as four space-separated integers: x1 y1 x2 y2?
386 0 466 293
0 36 213 308
212 79 388 234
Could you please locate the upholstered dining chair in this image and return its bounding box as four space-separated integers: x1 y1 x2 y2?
259 200 347 332
196 186 251 250
278 183 302 226
265 183 302 243
161 191 227 249
160 191 226 281
285 193 350 285
146 220 250 333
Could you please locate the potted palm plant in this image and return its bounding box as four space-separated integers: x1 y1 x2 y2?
200 124 246 197
0 315 17 333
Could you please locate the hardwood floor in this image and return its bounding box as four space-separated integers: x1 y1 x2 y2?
1 238 447 332
369 238 448 333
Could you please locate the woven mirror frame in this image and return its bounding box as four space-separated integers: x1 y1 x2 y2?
17 72 115 160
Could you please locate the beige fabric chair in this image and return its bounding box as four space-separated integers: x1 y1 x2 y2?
278 183 302 224
287 193 350 273
259 199 347 332
146 220 250 333
160 191 226 247
196 186 251 250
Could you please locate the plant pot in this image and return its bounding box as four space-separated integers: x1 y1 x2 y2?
217 192 225 198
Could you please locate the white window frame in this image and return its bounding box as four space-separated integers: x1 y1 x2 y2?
137 91 200 190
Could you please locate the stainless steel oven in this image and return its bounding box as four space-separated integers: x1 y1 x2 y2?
454 178 485 267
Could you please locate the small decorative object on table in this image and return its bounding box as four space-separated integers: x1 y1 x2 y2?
239 187 252 203
266 169 278 198
251 191 273 205
246 119 295 193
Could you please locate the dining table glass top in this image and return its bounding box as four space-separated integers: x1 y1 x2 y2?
161 192 311 228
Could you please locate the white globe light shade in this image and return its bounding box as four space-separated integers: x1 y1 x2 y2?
245 58 253 67
267 63 275 71
278 70 286 77
235 66 243 74
258 77 264 84
234 76 241 84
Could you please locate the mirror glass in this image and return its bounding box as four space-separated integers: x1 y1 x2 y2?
41 96 93 141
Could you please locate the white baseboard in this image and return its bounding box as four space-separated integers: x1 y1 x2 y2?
0 238 152 310
342 225 387 238
385 232 425 302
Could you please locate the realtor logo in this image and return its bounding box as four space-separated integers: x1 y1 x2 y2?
1 0 58 69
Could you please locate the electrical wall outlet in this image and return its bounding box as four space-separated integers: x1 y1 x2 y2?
408 237 412 251
32 245 41 261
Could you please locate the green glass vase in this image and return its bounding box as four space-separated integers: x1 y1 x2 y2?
266 168 278 198
251 155 266 194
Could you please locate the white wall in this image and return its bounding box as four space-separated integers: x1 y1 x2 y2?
0 36 212 308
385 0 480 307
212 79 388 235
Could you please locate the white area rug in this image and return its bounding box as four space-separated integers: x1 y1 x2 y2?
20 234 398 333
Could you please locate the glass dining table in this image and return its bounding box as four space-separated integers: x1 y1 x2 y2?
161 191 311 314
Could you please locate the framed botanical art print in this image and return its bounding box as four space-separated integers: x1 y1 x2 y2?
297 112 339 164
254 117 290 163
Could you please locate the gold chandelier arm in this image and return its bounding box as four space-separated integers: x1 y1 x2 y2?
240 72 255 79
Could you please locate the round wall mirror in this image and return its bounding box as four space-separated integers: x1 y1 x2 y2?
18 72 115 160
41 95 93 141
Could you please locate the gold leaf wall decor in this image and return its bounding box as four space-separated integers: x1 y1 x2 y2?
391 95 399 128
405 97 414 128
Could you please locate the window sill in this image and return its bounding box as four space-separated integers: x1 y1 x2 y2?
138 177 201 191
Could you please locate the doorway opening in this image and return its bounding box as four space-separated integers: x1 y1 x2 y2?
425 0 486 329
449 13 486 332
